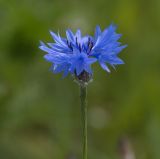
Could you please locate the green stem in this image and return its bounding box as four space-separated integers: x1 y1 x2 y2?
80 85 87 159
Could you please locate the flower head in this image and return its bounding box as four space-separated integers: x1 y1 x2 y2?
39 24 127 81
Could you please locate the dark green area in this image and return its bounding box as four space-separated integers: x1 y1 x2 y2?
0 0 160 158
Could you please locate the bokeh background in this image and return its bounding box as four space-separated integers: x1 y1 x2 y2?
0 0 160 159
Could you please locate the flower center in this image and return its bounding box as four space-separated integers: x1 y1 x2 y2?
76 37 82 52
66 40 73 51
87 37 93 54
67 37 94 55
75 70 92 84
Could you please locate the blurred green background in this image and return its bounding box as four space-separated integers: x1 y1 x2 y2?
0 0 160 159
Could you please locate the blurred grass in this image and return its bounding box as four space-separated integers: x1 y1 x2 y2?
0 0 160 159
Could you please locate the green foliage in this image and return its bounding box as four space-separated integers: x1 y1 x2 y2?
0 0 160 158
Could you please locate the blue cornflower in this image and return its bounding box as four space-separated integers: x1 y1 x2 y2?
39 24 127 80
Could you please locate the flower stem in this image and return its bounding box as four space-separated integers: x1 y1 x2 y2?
80 85 87 159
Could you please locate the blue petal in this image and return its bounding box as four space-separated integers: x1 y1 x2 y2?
84 65 93 74
40 41 46 47
47 43 71 54
66 29 75 42
50 31 68 48
95 25 101 40
53 63 70 78
39 42 55 54
44 54 69 64
75 29 82 43
114 45 127 54
110 57 124 65
87 58 97 64
93 24 117 50
75 29 81 39
100 62 110 73
62 68 69 78
76 60 84 75
53 64 64 73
